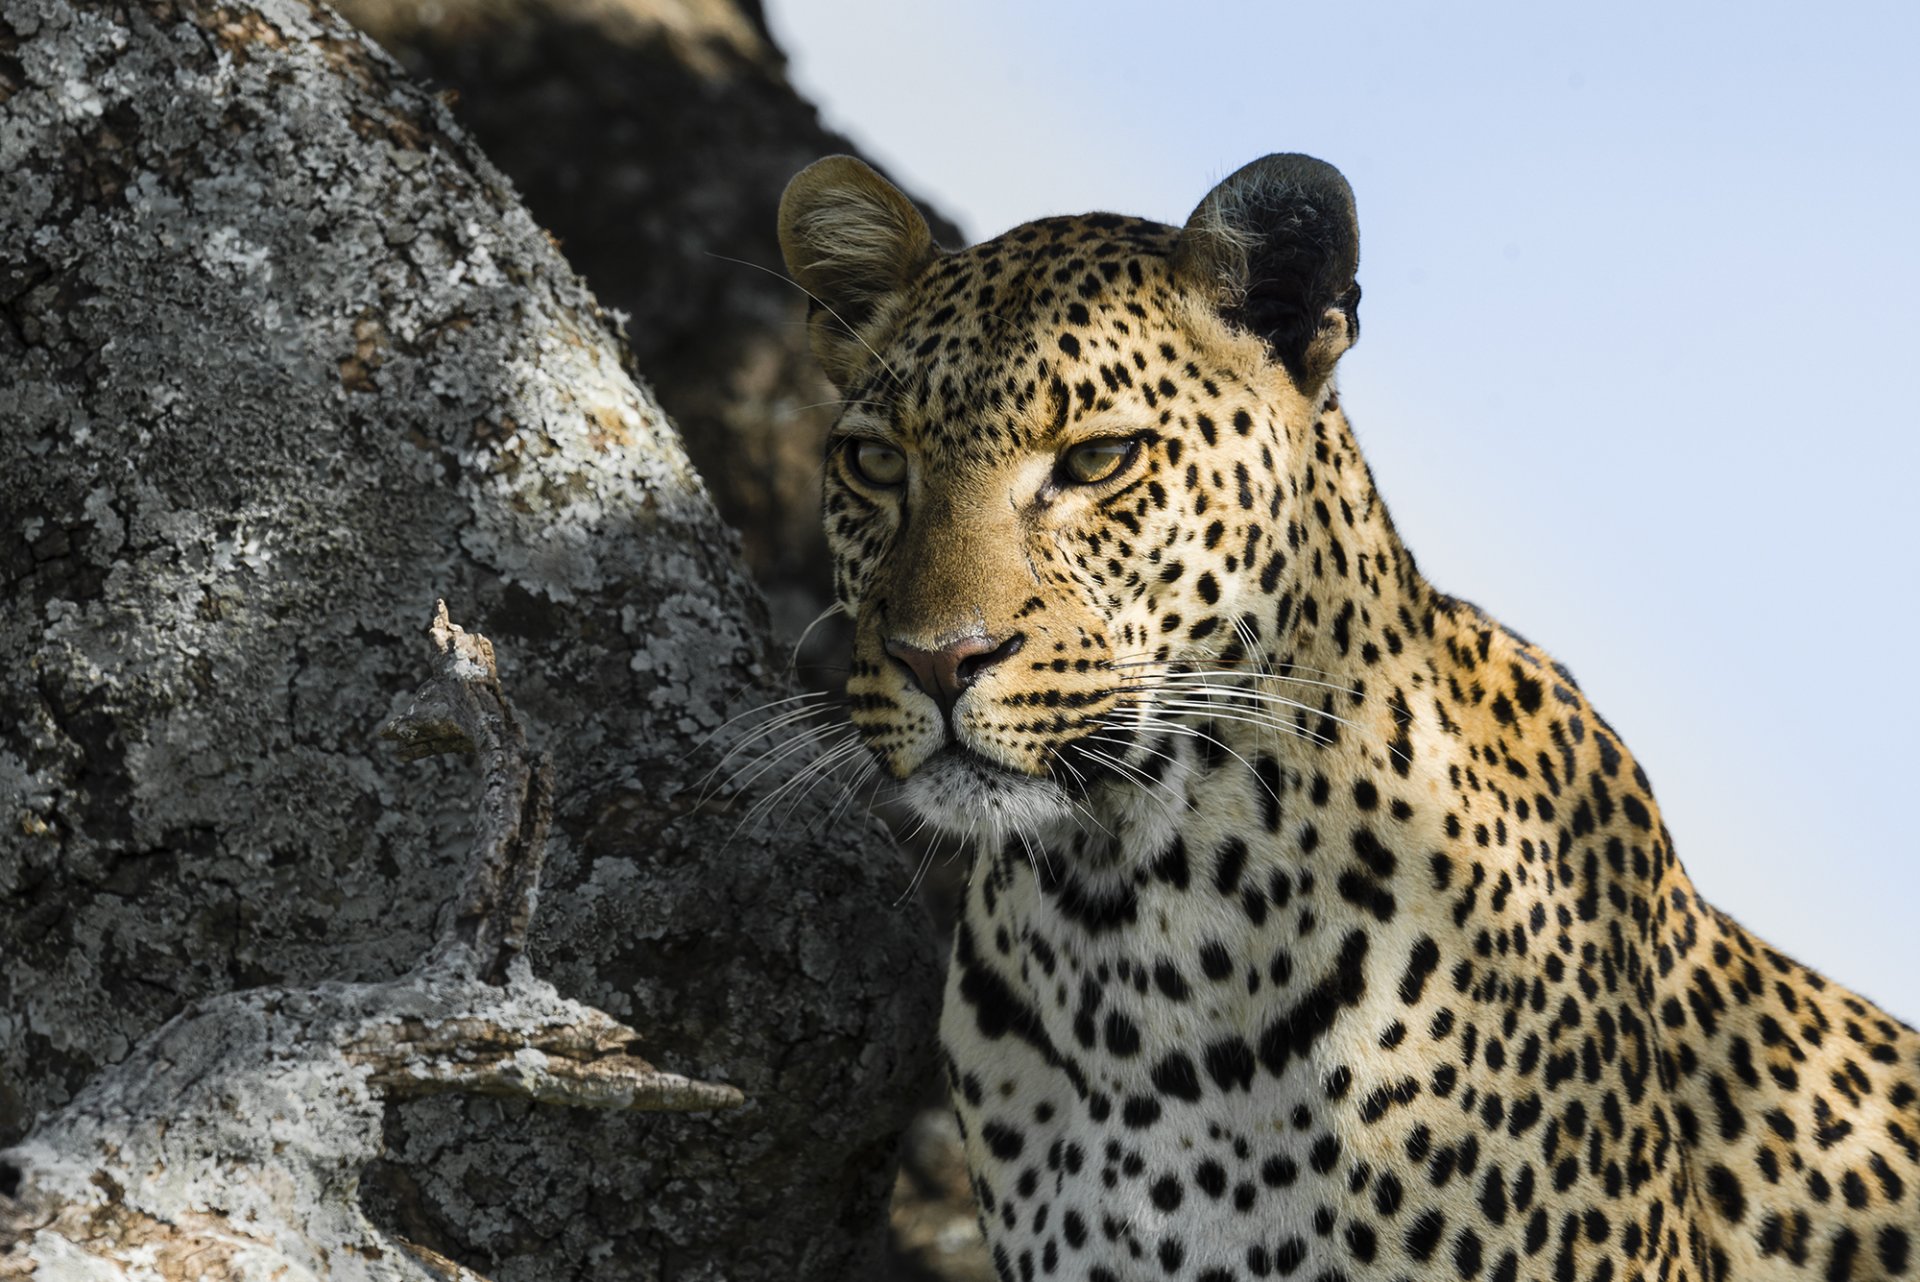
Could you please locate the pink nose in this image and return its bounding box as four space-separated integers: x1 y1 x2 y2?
884 632 1025 715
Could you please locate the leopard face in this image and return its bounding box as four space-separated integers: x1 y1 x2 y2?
784 157 1357 846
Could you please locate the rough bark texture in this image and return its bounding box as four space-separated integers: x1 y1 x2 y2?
1 607 742 1281
326 0 960 644
0 0 941 1277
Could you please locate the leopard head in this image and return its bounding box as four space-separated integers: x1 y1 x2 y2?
778 155 1361 845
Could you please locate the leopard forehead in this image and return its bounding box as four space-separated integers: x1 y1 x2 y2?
836 214 1267 454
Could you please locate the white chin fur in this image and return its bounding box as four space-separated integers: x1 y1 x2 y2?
896 751 1079 845
895 741 1199 866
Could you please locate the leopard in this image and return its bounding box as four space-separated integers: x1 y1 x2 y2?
775 152 1919 1282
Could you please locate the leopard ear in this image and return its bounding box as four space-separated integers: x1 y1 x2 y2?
778 155 939 388
1173 153 1361 390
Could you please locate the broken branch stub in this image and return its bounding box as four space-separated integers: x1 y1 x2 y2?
382 600 551 984
0 606 741 1280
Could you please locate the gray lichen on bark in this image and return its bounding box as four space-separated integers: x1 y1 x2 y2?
0 0 940 1276
1 606 743 1280
330 0 962 641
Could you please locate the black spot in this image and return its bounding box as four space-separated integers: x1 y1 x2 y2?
1399 936 1441 1004
1204 1037 1256 1092
1199 940 1234 981
1150 1174 1183 1211
1214 837 1249 895
1476 1168 1508 1225
1261 1155 1299 1187
1352 827 1396 877
1879 1227 1911 1275
1524 1209 1549 1256
1058 333 1081 357
1123 1095 1163 1129
1373 1171 1404 1217
982 1122 1025 1161
1325 1065 1353 1100
1358 1077 1421 1125
1158 1236 1185 1274
1103 1010 1142 1057
1454 1225 1484 1278
1812 1097 1853 1149
1337 869 1396 921
1268 949 1294 987
1195 1158 1228 1199
1256 755 1283 831
1406 1209 1446 1261
0 1162 18 1200
1151 1052 1203 1102
1827 1227 1860 1282
1153 960 1191 1001
1150 837 1191 889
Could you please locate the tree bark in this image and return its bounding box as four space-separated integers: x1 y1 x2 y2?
1 606 743 1280
327 0 961 643
0 0 940 1277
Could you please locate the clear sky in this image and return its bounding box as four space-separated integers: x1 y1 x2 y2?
765 1 1920 1020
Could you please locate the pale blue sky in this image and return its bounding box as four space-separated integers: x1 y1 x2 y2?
767 1 1920 1018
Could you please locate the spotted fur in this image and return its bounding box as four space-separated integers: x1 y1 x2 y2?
779 154 1919 1282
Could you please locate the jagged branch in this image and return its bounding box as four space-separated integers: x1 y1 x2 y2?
384 601 552 984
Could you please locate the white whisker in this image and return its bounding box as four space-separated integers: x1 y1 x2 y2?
785 601 850 679
705 251 903 386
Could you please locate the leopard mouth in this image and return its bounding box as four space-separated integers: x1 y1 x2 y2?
931 740 1021 778
894 741 1079 840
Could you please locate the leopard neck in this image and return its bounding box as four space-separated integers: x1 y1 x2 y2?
1055 391 1704 979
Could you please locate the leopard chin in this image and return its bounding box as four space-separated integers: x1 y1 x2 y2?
894 745 1080 845
895 737 1198 869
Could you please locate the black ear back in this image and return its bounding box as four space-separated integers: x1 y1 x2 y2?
1173 154 1361 389
777 155 939 388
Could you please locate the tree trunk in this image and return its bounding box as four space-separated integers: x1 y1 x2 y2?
2 605 746 1281
330 0 962 644
0 0 940 1277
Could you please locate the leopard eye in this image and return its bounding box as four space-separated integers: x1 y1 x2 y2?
847 440 907 487
1060 438 1137 486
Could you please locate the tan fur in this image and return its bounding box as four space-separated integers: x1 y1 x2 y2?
777 155 940 387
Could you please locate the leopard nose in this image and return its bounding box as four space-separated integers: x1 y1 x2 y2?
884 632 1026 714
